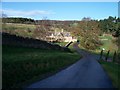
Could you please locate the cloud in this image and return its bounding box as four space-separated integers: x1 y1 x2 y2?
1 9 55 18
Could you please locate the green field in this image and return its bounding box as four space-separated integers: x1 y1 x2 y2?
2 23 36 38
99 34 118 52
55 42 77 53
99 61 120 89
90 34 118 58
2 45 81 88
2 23 36 30
55 42 68 47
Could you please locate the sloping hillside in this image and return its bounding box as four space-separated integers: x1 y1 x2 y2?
2 32 70 52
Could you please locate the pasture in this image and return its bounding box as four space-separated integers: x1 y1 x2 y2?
2 23 36 38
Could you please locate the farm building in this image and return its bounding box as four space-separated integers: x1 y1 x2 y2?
46 28 77 42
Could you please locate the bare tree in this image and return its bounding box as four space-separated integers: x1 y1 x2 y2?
33 17 52 41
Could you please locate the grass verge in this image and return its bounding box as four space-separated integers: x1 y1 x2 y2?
2 45 81 89
99 61 120 89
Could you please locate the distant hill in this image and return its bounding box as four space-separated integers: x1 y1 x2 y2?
2 17 80 25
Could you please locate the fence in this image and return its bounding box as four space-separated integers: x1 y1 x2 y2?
99 49 119 63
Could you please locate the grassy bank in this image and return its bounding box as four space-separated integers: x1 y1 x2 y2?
99 61 120 89
2 45 81 88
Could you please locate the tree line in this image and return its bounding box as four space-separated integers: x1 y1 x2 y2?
2 16 120 37
99 16 120 37
64 16 120 50
2 17 35 24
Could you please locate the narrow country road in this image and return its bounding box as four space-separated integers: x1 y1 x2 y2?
25 46 114 88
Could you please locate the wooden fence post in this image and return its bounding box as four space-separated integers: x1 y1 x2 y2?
105 50 110 62
99 50 103 60
113 51 116 63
